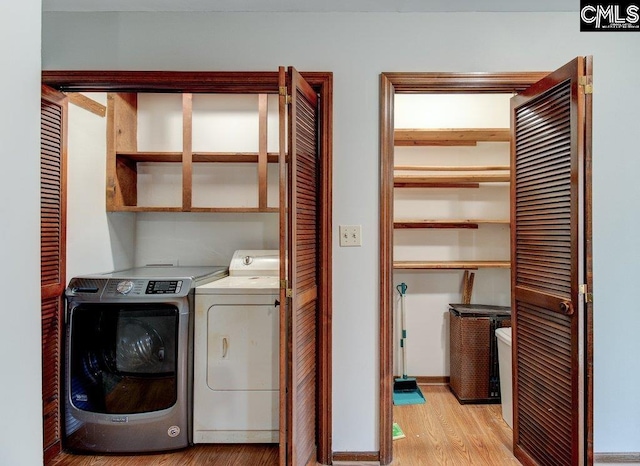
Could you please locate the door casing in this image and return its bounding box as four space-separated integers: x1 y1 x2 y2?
378 71 594 465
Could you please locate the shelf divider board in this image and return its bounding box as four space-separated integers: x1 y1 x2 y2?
394 128 510 146
114 93 138 153
106 94 117 210
393 260 511 270
258 94 268 210
107 93 138 210
182 93 193 211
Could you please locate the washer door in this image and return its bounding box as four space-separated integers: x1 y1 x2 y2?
68 304 179 414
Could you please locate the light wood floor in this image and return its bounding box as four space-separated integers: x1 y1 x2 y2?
51 444 279 466
392 384 519 466
52 385 518 466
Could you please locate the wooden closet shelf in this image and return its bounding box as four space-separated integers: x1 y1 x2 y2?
394 174 510 185
394 220 510 229
394 165 510 172
116 152 280 163
394 261 511 270
190 207 279 213
395 182 480 188
107 90 282 212
395 128 510 146
112 206 278 213
111 206 184 213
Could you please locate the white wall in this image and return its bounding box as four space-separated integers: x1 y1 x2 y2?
41 11 640 454
134 93 280 265
0 1 43 465
66 93 136 279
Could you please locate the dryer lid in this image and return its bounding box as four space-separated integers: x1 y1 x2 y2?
229 250 279 277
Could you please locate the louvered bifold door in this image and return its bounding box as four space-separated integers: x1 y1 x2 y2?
279 66 320 466
510 57 592 466
41 85 68 464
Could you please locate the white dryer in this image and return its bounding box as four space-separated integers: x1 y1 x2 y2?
193 250 280 444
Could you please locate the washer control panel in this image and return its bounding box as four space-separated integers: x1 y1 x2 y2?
96 279 189 298
146 280 183 295
103 279 146 297
66 266 228 302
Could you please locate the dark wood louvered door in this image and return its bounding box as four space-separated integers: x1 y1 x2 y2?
41 85 68 464
279 66 320 466
510 57 593 466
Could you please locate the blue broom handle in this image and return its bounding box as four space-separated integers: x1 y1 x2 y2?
397 282 408 378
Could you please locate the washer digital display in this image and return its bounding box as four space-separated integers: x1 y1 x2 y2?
146 280 181 294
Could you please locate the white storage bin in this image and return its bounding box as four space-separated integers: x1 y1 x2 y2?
495 327 513 428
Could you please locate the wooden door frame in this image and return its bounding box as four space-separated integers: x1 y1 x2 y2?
42 70 333 465
377 71 592 465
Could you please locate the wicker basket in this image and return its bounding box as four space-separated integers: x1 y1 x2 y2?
448 304 511 404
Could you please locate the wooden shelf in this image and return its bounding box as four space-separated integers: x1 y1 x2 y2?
190 207 278 213
116 152 280 163
392 128 511 274
112 206 278 213
395 174 510 184
394 128 510 146
109 206 184 213
394 165 509 172
107 92 278 212
116 152 183 163
394 173 509 188
194 153 279 163
394 261 511 270
394 220 510 229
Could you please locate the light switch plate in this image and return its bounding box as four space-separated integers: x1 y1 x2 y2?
339 225 362 247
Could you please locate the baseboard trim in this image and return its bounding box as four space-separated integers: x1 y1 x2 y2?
332 451 380 462
415 376 450 385
595 452 640 463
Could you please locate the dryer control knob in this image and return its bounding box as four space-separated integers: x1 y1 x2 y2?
116 280 134 295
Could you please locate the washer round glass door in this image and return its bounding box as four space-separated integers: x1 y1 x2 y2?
68 304 179 414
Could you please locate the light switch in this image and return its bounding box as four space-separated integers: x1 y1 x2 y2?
339 225 362 247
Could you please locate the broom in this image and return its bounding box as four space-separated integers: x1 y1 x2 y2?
393 282 425 405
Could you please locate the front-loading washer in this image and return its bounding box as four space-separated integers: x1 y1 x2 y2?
193 250 280 443
64 265 227 453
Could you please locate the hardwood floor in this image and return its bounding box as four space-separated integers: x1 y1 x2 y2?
52 385 517 466
392 384 519 465
51 444 279 466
